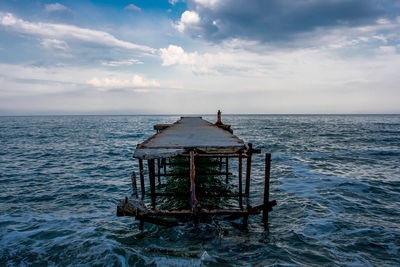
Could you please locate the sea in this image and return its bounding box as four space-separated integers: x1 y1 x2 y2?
1 114 399 266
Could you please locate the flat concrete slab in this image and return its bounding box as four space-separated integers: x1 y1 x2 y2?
133 117 245 159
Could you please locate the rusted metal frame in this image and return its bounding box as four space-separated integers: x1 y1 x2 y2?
190 150 198 215
157 159 161 185
131 171 138 198
148 159 156 207
238 153 243 209
225 156 229 184
263 153 271 226
138 159 145 199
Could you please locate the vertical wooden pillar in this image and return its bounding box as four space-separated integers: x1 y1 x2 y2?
225 156 229 184
157 159 161 185
263 153 271 226
138 159 145 199
245 143 252 197
148 159 156 207
190 151 198 215
131 171 138 198
163 158 167 174
238 154 243 208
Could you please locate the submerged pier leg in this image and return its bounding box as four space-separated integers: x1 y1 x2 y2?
245 143 252 197
148 159 156 208
157 159 161 185
131 171 138 198
263 153 271 227
139 159 145 199
238 154 243 209
190 151 198 218
225 156 229 184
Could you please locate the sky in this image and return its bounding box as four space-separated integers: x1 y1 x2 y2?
0 0 399 115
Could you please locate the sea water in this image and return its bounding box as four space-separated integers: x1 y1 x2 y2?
1 115 399 266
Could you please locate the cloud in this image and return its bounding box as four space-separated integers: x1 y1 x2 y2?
179 0 385 43
87 75 160 89
44 3 70 12
175 11 201 33
0 12 155 54
40 38 69 50
101 58 143 66
124 4 141 12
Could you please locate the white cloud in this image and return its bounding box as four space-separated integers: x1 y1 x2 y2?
0 13 155 54
44 3 70 12
160 45 197 66
175 11 200 33
101 58 143 66
40 38 69 50
87 75 160 89
193 0 220 9
124 4 141 12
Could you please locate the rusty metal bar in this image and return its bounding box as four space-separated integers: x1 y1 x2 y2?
245 143 252 197
148 159 156 207
238 153 243 208
225 156 229 183
138 159 145 199
190 151 198 214
263 153 271 225
131 171 138 198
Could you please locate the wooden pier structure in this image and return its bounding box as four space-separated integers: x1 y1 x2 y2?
117 111 276 228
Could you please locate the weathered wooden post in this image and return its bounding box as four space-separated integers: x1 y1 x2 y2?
157 159 161 185
263 153 271 226
190 151 198 216
138 159 145 199
225 156 229 183
245 143 252 197
131 171 138 198
148 159 156 207
238 154 243 208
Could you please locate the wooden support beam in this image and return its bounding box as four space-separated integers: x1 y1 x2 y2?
157 159 161 185
190 151 198 215
238 153 243 208
157 171 232 177
131 171 138 198
245 143 252 197
263 153 271 226
148 159 156 207
138 159 145 199
162 158 167 174
225 156 229 184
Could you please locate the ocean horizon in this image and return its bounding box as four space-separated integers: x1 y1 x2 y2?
1 114 399 266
